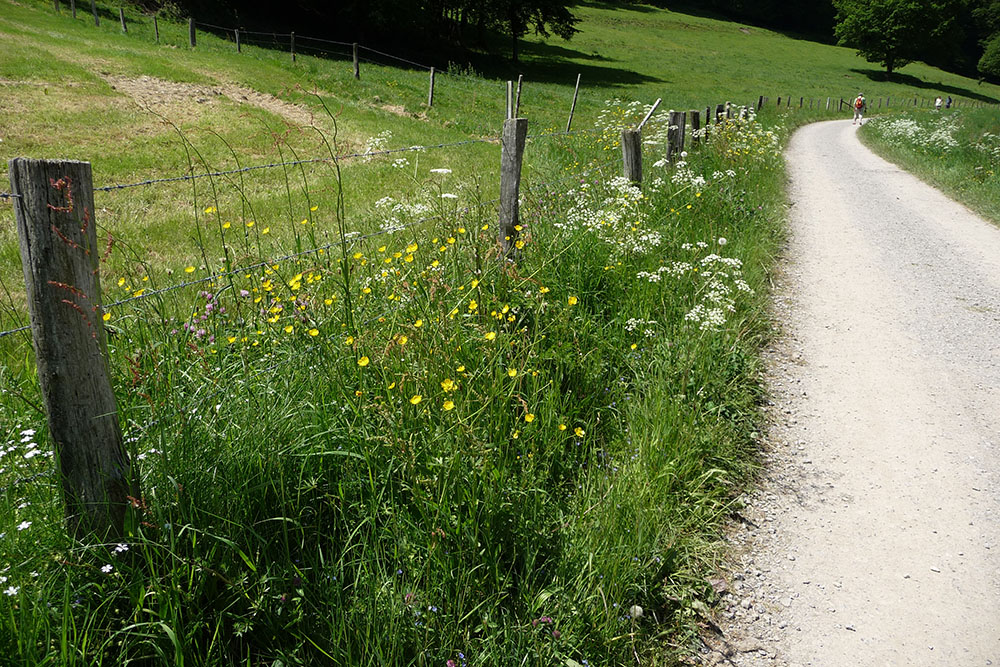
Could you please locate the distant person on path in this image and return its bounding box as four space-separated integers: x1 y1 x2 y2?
935 96 943 111
946 96 953 108
853 93 866 125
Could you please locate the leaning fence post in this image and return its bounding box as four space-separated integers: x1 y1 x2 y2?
91 0 98 26
427 67 435 107
691 109 701 146
8 158 136 540
514 74 523 117
290 31 296 62
235 27 241 52
153 15 159 43
566 73 581 132
189 18 196 47
353 43 360 79
119 7 126 33
499 118 528 258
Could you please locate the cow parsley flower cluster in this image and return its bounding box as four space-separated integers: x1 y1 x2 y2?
867 115 959 152
557 177 662 258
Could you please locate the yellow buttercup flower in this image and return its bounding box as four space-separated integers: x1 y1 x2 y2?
358 356 370 367
284 325 294 334
410 395 423 405
568 296 578 306
443 400 455 411
558 424 567 431
308 328 319 337
524 413 535 423
184 266 195 273
574 427 585 437
507 368 517 378
102 312 111 322
484 332 496 341
440 378 455 392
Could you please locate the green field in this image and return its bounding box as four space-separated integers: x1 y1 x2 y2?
1 1 998 664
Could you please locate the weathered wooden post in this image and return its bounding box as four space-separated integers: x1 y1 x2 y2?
353 43 360 79
153 15 159 43
566 73 581 132
189 18 196 47
235 27 241 52
757 95 764 111
290 31 296 62
725 101 732 119
716 103 725 124
499 118 528 258
119 7 127 33
91 0 98 26
506 81 513 119
799 97 803 108
8 158 136 540
667 110 685 163
71 0 76 18
427 67 435 107
777 96 782 107
621 128 641 184
514 74 523 117
691 109 701 146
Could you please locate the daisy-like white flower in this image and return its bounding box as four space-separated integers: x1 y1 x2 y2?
16 521 30 531
3 586 18 596
101 564 113 574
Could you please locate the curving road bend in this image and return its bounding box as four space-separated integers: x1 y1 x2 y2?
710 120 1000 666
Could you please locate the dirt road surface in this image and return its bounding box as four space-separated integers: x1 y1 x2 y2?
701 120 1000 666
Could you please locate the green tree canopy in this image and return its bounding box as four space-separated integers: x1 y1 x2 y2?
833 0 962 76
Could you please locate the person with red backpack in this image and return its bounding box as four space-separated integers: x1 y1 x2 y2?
853 93 866 125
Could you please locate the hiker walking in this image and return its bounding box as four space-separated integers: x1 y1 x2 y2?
853 93 866 125
935 96 943 111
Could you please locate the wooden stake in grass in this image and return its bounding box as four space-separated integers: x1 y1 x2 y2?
691 109 701 146
235 27 241 53
427 67 435 107
514 74 523 117
119 7 126 33
91 0 98 26
506 81 513 119
499 118 528 258
154 15 159 43
71 0 76 18
291 31 296 62
353 43 360 79
189 18 196 47
8 158 136 541
621 128 642 185
567 73 581 132
667 110 685 163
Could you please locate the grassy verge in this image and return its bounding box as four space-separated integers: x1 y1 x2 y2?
859 108 1000 226
3 0 997 663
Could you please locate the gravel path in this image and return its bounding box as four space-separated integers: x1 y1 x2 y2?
697 120 1000 666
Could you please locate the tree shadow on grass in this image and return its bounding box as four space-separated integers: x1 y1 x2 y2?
463 39 665 88
851 68 999 104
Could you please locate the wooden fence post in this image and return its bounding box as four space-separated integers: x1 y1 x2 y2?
290 31 295 62
91 0 98 26
566 73 581 132
621 128 641 184
71 0 76 18
353 43 360 79
153 15 159 43
691 109 701 146
725 101 732 119
799 97 803 108
506 81 513 119
777 96 781 107
235 27 240 52
119 7 126 33
667 110 685 163
189 18 196 47
757 95 764 111
427 67 435 107
514 74 523 118
54 0 59 12
499 118 528 258
715 103 725 123
8 158 135 540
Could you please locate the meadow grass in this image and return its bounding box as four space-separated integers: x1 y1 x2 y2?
859 108 1000 225
1 0 997 664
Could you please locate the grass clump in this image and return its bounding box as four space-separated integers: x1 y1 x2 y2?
860 108 1000 225
0 103 785 665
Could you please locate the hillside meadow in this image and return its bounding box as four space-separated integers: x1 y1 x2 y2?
1 0 999 664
